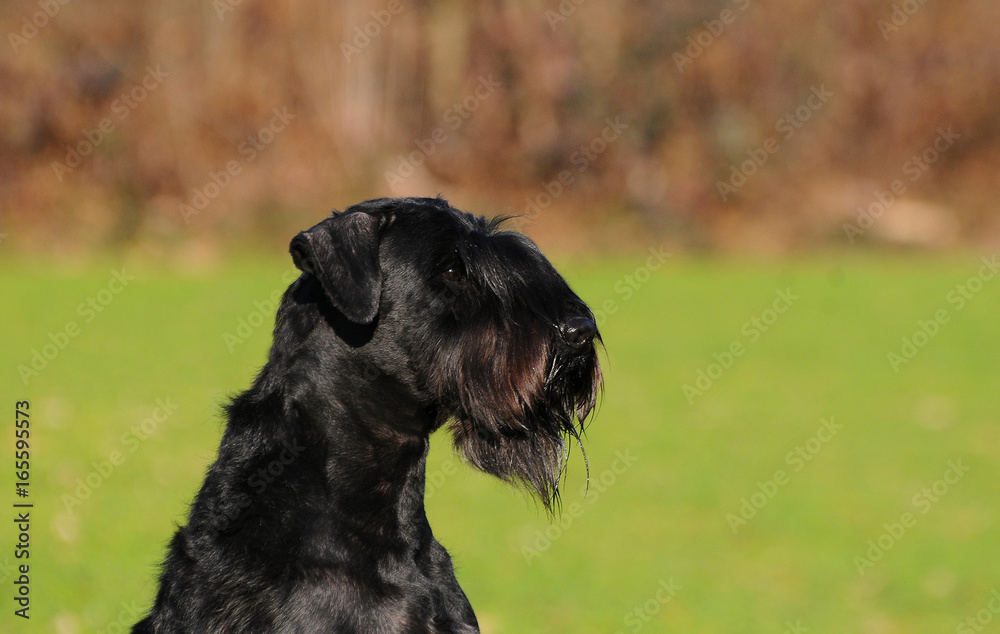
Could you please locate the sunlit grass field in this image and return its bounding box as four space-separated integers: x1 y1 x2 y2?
2 253 998 633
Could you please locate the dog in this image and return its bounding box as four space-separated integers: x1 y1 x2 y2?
133 197 602 633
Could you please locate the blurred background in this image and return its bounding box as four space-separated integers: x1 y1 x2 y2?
3 0 1000 255
2 1 999 633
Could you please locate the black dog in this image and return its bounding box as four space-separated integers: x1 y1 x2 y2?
134 197 601 633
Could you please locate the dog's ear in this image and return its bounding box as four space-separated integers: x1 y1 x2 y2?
289 211 382 324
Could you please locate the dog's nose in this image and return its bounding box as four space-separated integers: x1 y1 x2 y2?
560 315 597 348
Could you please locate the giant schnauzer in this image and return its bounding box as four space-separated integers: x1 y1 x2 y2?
134 197 602 633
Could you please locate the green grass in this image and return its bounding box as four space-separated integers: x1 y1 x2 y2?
2 253 998 633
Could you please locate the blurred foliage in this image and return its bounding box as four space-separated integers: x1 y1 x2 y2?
1 0 999 254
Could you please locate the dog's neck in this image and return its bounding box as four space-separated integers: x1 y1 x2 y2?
228 296 440 557
221 377 435 561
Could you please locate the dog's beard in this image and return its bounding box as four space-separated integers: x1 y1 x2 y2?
443 320 602 511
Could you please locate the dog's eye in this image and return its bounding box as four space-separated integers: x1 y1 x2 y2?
442 264 465 282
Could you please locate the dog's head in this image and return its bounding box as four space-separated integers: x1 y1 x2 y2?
289 197 602 510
